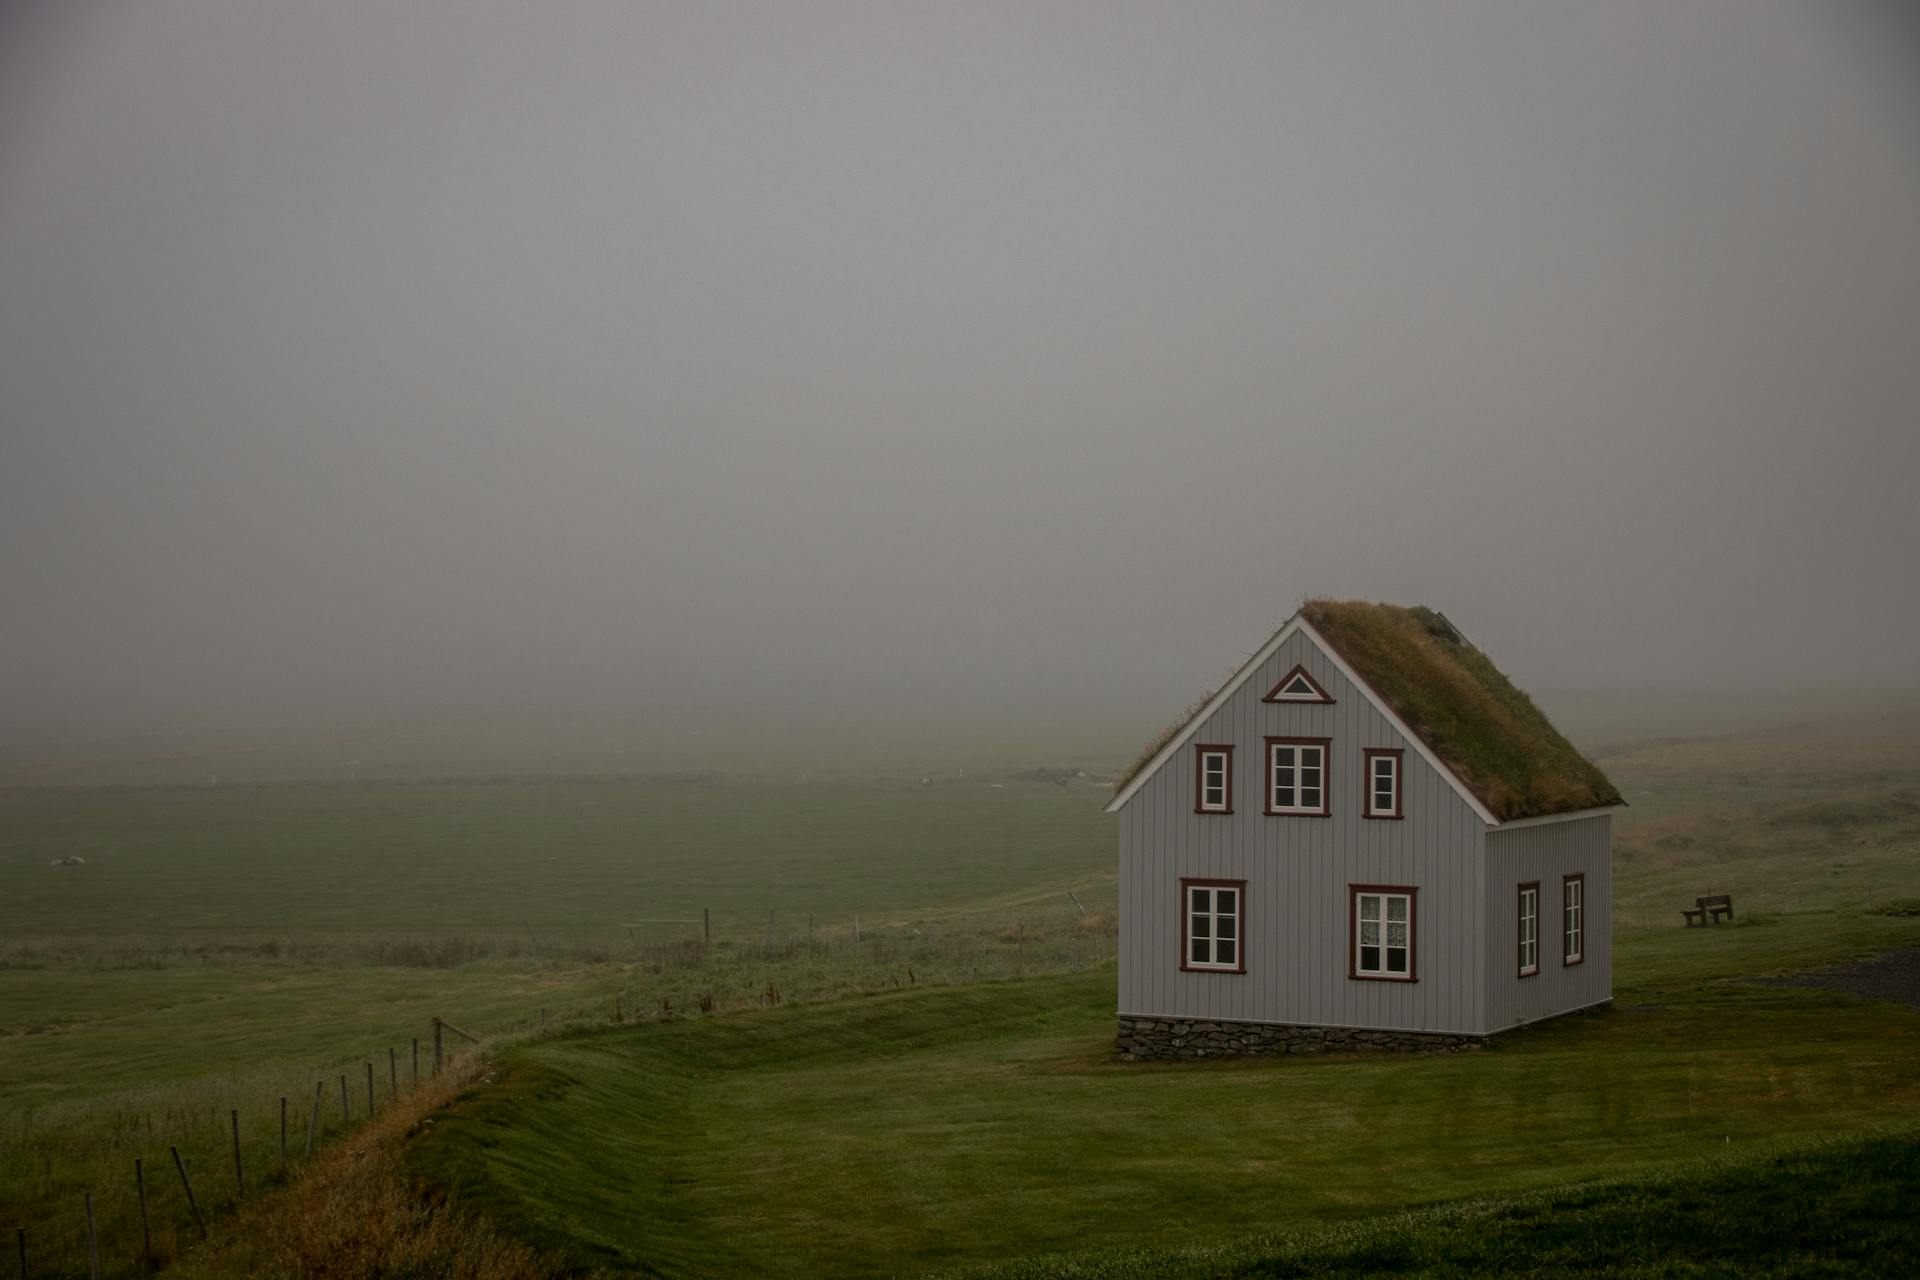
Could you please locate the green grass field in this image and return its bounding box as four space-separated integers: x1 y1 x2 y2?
407 910 1920 1278
3 694 1919 1276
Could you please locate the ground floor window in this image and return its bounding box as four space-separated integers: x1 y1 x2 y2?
1351 885 1415 980
1563 874 1585 965
1518 882 1540 976
1182 879 1244 972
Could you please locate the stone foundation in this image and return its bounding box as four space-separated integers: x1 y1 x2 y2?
1116 1016 1482 1060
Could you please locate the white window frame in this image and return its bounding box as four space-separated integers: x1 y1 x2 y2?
1264 738 1329 816
1182 880 1243 972
1518 883 1540 977
1563 874 1585 966
1194 745 1233 814
1362 748 1402 819
1351 886 1414 980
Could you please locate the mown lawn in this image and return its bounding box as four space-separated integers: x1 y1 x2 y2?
411 910 1920 1278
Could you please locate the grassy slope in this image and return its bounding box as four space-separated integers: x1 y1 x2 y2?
937 1132 1920 1279
409 911 1920 1279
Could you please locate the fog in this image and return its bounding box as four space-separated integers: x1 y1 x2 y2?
3 2 1917 738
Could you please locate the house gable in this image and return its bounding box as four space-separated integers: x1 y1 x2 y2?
1107 616 1499 825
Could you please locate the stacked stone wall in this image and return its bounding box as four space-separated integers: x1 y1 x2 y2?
1116 1016 1481 1060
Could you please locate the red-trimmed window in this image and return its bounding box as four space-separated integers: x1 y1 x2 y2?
1362 748 1403 819
1518 882 1540 977
1182 879 1245 973
1264 737 1331 816
1262 663 1334 704
1351 885 1416 980
1194 745 1234 814
1563 874 1585 966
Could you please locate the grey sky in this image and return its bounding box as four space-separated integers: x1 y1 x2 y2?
3 2 1917 734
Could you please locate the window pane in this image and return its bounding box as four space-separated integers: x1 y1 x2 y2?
1387 921 1407 948
1217 940 1235 966
1361 944 1380 971
1274 746 1295 768
1360 920 1380 946
1387 946 1407 974
1217 914 1235 940
1275 785 1296 808
1299 784 1320 808
1191 888 1210 913
1360 894 1380 921
1191 939 1208 964
1191 913 1209 940
1387 897 1407 924
1217 889 1235 914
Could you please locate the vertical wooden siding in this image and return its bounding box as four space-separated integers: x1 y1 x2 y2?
1117 629 1490 1035
1483 814 1613 1029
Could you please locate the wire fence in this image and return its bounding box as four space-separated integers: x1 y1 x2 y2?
5 900 1115 1278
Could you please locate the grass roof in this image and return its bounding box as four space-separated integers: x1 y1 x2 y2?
1111 601 1622 822
1298 599 1622 821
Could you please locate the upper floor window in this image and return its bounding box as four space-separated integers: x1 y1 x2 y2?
1518 882 1540 977
1563 874 1585 965
1182 879 1244 972
1362 748 1403 819
1193 745 1233 814
1351 885 1415 980
1264 737 1330 816
1262 663 1334 704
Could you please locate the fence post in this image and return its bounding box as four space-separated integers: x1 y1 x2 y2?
231 1108 244 1197
433 1018 444 1075
389 1047 398 1099
84 1193 99 1280
280 1095 288 1162
365 1061 375 1115
703 908 710 942
14 1226 23 1280
305 1080 322 1157
170 1146 207 1240
136 1157 152 1271
411 1038 419 1087
339 1074 349 1125
854 913 861 943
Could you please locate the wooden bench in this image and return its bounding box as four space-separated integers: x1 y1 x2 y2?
1681 894 1734 927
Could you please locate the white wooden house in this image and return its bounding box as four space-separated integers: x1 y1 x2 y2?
1108 601 1622 1058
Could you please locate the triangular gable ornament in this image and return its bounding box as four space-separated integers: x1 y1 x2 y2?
1261 663 1334 704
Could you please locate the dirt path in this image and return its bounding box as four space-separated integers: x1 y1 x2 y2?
1754 948 1920 1012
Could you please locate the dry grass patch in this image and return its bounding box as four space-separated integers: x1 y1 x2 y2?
174 1054 585 1280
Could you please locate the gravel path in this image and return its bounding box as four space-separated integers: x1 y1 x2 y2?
1754 948 1920 1012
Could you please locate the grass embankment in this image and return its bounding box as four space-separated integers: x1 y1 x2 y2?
1 917 1113 1278
938 1131 1920 1278
1 769 1119 1274
410 910 1920 1278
